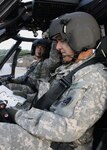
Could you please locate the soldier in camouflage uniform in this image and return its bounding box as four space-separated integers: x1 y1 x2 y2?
0 12 107 150
5 38 61 98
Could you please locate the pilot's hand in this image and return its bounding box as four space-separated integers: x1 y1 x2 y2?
6 107 18 123
7 77 15 83
0 100 17 123
2 76 15 85
0 100 7 109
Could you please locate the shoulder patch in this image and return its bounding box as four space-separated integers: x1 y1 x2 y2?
61 97 72 107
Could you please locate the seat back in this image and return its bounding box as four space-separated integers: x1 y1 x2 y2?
92 110 107 149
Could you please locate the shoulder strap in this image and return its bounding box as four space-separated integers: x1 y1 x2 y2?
23 61 40 83
34 57 98 110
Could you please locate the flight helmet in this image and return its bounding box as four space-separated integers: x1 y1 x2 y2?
49 12 101 52
31 38 51 59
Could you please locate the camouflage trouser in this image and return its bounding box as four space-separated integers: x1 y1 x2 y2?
6 83 34 95
0 123 52 150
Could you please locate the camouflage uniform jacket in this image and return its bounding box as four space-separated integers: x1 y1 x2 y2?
15 58 107 149
13 42 61 86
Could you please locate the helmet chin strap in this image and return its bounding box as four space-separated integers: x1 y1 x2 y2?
61 53 79 64
71 51 80 62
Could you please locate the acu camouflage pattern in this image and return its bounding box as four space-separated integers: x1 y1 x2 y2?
0 123 52 150
0 59 107 150
6 60 42 94
6 42 61 95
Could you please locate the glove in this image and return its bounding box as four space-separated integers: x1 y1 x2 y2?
0 101 17 123
2 76 15 85
8 78 16 83
6 107 18 123
7 76 13 81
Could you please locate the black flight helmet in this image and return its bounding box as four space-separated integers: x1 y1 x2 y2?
31 38 51 59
